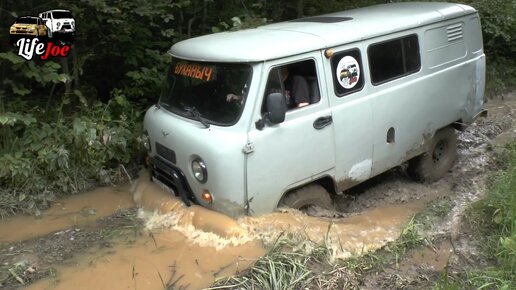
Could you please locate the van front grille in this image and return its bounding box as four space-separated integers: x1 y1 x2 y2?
155 142 176 164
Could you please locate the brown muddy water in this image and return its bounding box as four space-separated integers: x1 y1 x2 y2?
0 186 135 243
2 175 421 290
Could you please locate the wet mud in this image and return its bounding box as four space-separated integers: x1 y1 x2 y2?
0 186 135 243
0 177 421 290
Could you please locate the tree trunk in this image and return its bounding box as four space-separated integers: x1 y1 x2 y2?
202 0 207 33
60 56 71 98
297 0 304 18
72 45 79 88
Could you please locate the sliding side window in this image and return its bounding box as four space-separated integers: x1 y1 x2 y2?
368 34 421 85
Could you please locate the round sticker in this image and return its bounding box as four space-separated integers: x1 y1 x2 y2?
335 56 360 89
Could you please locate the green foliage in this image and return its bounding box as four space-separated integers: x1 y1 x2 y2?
0 89 142 218
0 52 69 103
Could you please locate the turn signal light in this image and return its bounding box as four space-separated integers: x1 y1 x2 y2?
201 190 213 203
324 49 334 58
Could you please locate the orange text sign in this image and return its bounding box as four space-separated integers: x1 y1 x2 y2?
174 62 214 81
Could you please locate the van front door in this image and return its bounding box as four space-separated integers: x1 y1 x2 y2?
245 55 336 215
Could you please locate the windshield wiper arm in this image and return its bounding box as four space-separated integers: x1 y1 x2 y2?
184 106 210 128
158 101 170 109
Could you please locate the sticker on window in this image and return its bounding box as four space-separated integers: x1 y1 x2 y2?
174 62 214 81
335 56 360 89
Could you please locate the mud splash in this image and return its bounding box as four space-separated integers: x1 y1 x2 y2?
241 203 422 261
0 186 135 243
133 175 422 260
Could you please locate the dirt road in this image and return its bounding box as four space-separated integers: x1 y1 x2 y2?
0 92 514 290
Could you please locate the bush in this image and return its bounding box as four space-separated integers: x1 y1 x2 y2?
0 91 142 218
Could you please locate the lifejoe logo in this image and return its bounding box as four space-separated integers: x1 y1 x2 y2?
15 38 70 61
9 9 76 61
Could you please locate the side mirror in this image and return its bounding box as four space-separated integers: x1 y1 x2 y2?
266 92 287 124
256 92 287 130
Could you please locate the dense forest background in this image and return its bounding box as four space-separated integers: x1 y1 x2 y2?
0 0 515 216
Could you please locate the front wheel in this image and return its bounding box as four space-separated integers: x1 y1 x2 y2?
407 126 457 182
278 184 333 211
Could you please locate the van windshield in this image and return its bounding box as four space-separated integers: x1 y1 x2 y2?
159 59 252 126
15 17 38 24
53 11 73 19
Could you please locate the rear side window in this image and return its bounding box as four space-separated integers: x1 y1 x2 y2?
368 34 421 85
330 49 364 97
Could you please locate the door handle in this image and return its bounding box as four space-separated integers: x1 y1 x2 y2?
313 115 333 129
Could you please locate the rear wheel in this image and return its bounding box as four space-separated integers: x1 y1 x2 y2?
407 126 457 182
279 184 333 211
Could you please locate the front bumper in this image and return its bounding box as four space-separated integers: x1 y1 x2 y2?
53 29 75 35
10 31 37 36
149 155 198 206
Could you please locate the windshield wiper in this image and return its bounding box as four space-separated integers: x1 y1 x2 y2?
183 106 210 128
157 101 167 109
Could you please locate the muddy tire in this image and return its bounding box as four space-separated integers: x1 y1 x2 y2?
279 184 333 210
408 127 457 182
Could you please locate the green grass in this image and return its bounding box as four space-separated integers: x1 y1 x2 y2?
209 235 313 290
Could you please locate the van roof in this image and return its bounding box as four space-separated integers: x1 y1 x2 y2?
169 2 477 62
39 9 71 13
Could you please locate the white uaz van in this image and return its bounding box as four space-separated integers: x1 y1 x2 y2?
38 9 75 39
142 2 486 217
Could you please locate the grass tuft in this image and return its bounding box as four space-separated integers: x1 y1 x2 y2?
210 236 312 290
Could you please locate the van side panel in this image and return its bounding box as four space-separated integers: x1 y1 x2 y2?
369 15 484 176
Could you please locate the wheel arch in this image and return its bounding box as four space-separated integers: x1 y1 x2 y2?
276 175 337 208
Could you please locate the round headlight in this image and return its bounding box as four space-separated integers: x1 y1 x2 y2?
142 132 151 151
192 159 207 183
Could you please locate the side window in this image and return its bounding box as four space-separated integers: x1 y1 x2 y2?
368 34 421 85
330 49 364 96
262 59 320 112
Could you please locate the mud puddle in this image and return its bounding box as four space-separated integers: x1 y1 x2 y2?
26 230 264 290
0 174 422 290
0 186 135 243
